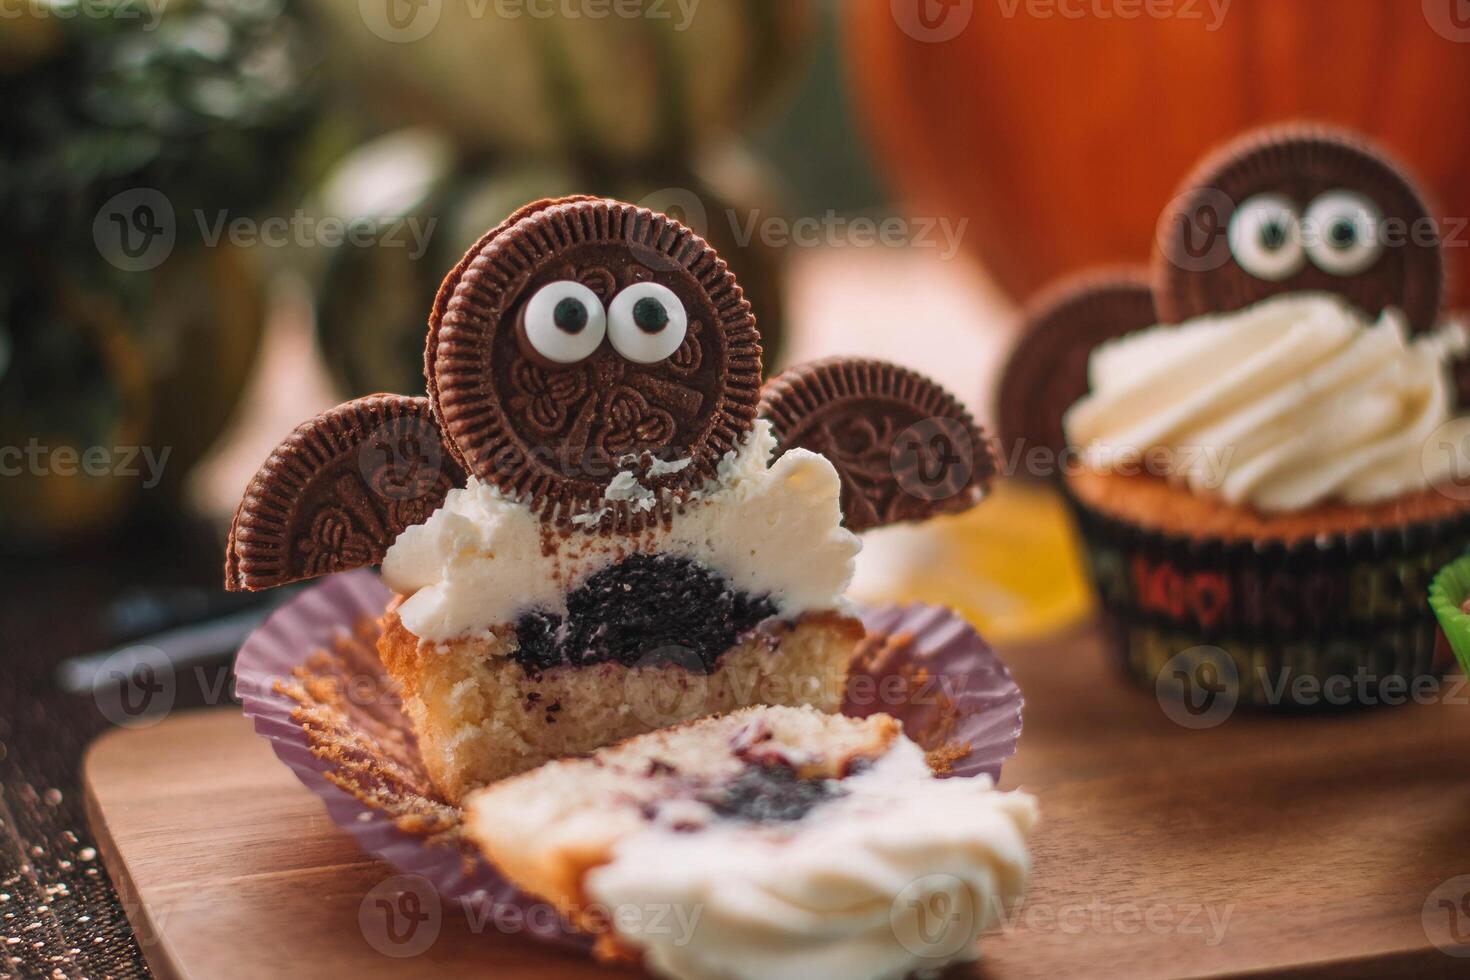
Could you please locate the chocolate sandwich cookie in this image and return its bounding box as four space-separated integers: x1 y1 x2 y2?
1154 124 1444 333
760 358 996 532
424 196 604 476
996 270 1157 473
427 197 763 530
226 395 463 591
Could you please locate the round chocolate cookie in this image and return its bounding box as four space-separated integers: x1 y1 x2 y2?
997 270 1157 473
428 197 762 527
760 358 995 532
1154 124 1443 332
226 395 463 591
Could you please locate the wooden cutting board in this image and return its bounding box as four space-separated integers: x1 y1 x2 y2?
83 627 1470 979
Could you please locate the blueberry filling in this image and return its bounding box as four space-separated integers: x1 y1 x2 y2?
698 763 844 824
511 554 778 675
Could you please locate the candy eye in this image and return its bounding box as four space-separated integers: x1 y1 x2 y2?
522 281 607 364
1227 194 1304 281
607 282 688 363
1303 190 1383 276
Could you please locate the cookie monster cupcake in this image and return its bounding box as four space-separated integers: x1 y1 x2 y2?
1001 124 1470 707
227 196 997 799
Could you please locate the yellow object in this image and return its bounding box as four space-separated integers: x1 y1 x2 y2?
849 479 1094 644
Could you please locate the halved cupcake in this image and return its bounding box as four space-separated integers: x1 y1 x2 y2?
226 196 996 800
376 419 866 802
463 704 1037 978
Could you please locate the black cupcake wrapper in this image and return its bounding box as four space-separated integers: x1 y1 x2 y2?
1066 486 1470 707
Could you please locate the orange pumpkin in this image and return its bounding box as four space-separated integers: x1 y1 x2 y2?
845 0 1470 308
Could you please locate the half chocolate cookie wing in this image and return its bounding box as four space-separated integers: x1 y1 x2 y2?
225 395 464 591
996 269 1157 474
759 358 995 532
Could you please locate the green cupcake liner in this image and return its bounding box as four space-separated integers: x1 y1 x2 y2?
1429 555 1470 676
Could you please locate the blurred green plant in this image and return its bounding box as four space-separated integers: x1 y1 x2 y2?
0 0 320 548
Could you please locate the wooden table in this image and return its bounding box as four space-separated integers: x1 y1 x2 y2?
83 626 1470 978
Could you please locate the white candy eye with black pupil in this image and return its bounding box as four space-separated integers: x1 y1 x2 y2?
1303 190 1384 276
523 281 607 364
608 282 688 363
1227 193 1305 282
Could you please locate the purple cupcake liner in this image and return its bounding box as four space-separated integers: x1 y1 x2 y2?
233 568 1023 950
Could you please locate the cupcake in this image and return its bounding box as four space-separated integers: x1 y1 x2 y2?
227 196 996 800
463 704 1036 978
1000 125 1470 706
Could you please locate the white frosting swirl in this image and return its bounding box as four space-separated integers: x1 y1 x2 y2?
381 420 861 642
586 739 1037 980
1064 292 1470 512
